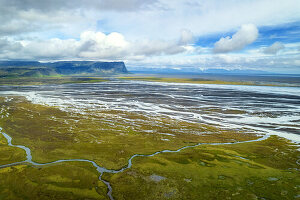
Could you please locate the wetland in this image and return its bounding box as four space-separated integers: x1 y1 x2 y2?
0 79 299 199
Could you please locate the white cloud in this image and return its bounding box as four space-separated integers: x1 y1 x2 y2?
263 42 285 54
0 31 130 60
77 31 129 59
103 0 300 40
0 31 189 60
0 38 22 52
133 39 186 56
128 50 300 73
2 0 157 12
178 29 194 45
1 0 300 39
0 0 299 73
20 31 131 60
0 0 158 36
213 24 259 53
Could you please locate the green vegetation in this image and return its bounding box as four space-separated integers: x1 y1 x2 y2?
119 77 278 86
0 77 108 85
0 162 109 200
0 133 26 165
103 136 299 200
0 96 299 200
0 96 258 169
0 67 56 78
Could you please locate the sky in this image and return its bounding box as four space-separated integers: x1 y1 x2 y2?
0 0 300 73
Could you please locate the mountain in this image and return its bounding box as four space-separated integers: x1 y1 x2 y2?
129 67 272 75
202 69 271 74
0 61 128 77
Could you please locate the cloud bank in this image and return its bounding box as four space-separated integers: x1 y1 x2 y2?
0 31 189 60
213 24 259 53
0 0 299 73
263 42 285 54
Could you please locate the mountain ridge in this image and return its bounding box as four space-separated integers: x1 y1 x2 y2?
0 61 128 77
128 67 273 75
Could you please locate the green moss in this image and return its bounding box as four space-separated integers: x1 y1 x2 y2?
0 96 259 169
0 77 107 86
118 77 279 86
0 162 108 200
105 136 299 200
0 133 26 165
0 96 298 200
216 135 299 170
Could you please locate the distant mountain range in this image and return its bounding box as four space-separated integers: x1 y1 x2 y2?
130 67 273 75
0 61 128 77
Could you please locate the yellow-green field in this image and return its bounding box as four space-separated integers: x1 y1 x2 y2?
103 136 299 200
0 77 107 86
119 77 278 86
0 162 109 200
0 96 299 200
0 133 26 165
0 97 258 169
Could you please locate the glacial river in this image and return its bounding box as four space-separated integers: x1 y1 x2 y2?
1 79 299 142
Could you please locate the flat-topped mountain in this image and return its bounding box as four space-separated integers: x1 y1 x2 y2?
0 61 128 77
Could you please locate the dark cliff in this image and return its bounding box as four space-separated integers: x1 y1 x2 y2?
0 61 128 77
51 61 127 75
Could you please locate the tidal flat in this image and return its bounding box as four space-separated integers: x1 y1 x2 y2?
0 80 299 199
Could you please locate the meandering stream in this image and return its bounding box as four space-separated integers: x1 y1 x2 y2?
0 127 269 200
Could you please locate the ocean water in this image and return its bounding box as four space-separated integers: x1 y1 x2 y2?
0 79 299 142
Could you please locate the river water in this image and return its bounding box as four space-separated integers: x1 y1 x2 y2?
0 79 299 142
0 127 269 200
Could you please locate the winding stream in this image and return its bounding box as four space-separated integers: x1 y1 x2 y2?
0 127 269 200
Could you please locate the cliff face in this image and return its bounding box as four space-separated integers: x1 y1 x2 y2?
0 61 128 77
52 61 127 75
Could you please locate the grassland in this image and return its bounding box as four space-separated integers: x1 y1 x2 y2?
0 162 109 200
103 136 300 200
0 77 107 86
119 77 278 86
0 133 26 165
0 95 299 199
0 96 258 170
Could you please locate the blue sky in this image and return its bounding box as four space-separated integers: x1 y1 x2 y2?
195 22 300 48
0 0 299 73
